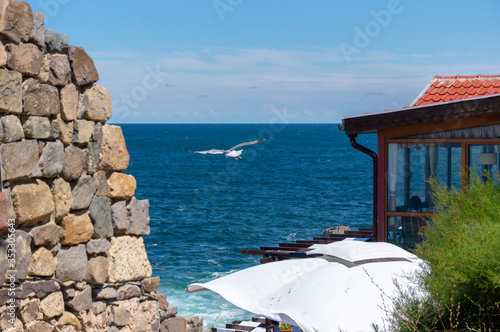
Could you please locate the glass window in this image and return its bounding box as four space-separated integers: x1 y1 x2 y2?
387 143 462 213
387 216 426 249
469 145 499 184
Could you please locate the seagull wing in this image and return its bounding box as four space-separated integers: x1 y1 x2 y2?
190 149 225 155
227 139 265 151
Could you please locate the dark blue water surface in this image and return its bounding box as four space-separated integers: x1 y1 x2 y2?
120 124 377 327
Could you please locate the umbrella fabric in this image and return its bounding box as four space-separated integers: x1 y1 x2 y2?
187 242 424 332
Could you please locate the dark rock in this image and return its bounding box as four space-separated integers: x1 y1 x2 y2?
30 12 45 47
127 197 150 236
86 238 111 255
68 45 99 86
86 141 100 175
55 244 87 282
44 29 68 53
0 0 32 43
67 286 92 311
94 286 117 300
29 221 61 246
18 297 40 324
19 280 60 299
111 200 128 234
0 188 16 235
94 170 108 197
39 140 64 177
71 175 97 210
61 144 86 180
0 139 39 180
89 196 113 237
48 54 71 86
22 78 60 116
116 284 141 301
91 301 106 315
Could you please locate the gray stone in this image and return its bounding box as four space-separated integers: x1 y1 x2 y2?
0 118 3 140
160 317 186 332
55 244 88 282
29 221 61 247
89 196 113 238
86 238 111 255
18 297 41 324
0 139 39 180
109 326 120 332
186 317 203 332
127 197 150 236
92 121 103 142
68 45 99 86
1 114 24 142
91 301 107 315
94 286 116 300
60 84 78 121
77 93 88 119
67 286 92 311
0 68 22 114
61 144 86 180
73 119 95 144
111 200 128 234
142 276 161 293
25 320 54 332
62 285 76 300
5 43 43 76
160 306 177 321
30 12 45 48
44 29 69 53
51 177 72 221
111 305 132 327
116 284 141 301
94 170 108 196
87 141 100 175
155 292 169 310
19 279 60 299
0 0 32 43
71 175 97 210
22 78 60 116
85 256 109 285
52 114 73 145
22 116 51 139
0 230 32 282
48 54 71 86
39 140 64 177
0 187 16 234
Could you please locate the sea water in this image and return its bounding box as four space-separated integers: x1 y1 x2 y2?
120 124 377 328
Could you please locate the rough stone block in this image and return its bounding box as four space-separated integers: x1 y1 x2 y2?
127 197 150 236
1 114 24 142
55 244 87 282
25 320 53 332
22 78 60 116
107 172 136 200
0 0 32 43
67 286 92 311
60 84 78 121
38 53 49 83
6 43 43 76
11 179 54 227
89 196 113 238
94 170 108 196
68 45 99 86
71 175 97 210
0 68 22 114
0 188 15 234
87 141 100 175
30 11 45 47
58 312 82 331
142 276 161 293
44 29 68 53
29 220 61 246
0 229 31 282
186 317 203 332
62 211 94 245
0 139 39 180
91 301 107 315
51 177 72 221
116 284 141 301
99 124 130 171
51 115 73 145
48 53 71 86
22 115 51 139
160 317 186 332
111 305 132 327
0 41 6 67
110 199 128 234
83 85 112 122
40 291 64 319
85 256 109 285
73 119 95 144
94 286 116 300
86 238 111 255
77 93 88 119
107 236 152 283
18 297 41 324
61 144 86 180
39 140 64 177
28 247 56 277
19 280 60 299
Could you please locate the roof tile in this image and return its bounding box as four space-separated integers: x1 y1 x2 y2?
412 75 500 106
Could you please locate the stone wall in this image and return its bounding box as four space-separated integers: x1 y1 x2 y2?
0 1 202 331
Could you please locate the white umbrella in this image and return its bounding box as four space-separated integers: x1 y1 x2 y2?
186 241 423 332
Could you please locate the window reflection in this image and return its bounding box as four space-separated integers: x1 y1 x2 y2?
469 145 499 184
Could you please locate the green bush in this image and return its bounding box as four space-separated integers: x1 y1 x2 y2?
390 173 500 331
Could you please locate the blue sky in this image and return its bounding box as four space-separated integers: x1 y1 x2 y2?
27 0 500 123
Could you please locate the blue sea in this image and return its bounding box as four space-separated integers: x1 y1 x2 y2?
120 124 377 328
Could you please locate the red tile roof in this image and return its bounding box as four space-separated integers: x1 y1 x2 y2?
411 75 500 107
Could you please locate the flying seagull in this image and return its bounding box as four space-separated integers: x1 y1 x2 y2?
191 139 265 160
